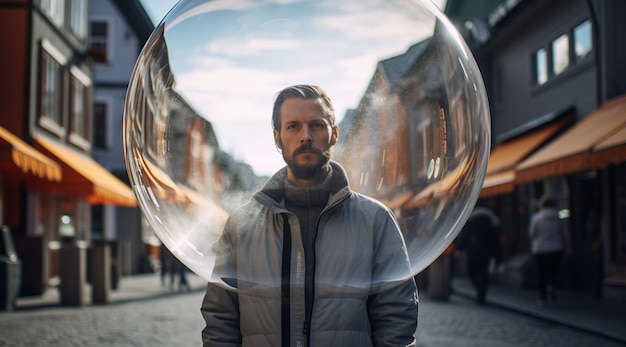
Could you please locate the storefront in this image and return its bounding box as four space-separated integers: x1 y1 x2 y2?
511 94 626 298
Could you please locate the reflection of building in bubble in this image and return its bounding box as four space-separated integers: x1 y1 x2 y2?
335 26 483 245
126 24 266 258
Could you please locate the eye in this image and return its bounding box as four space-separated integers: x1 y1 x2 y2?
286 123 298 130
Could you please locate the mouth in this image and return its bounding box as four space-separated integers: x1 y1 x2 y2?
294 147 320 156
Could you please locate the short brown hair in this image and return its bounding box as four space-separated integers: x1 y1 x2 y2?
272 84 335 131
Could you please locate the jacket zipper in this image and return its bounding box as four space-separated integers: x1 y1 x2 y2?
300 191 350 346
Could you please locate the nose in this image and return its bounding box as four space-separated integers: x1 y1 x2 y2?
300 126 312 144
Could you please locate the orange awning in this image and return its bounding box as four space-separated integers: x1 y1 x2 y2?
591 125 626 168
517 94 626 183
480 112 573 196
404 161 466 210
480 170 515 198
139 153 186 203
0 126 62 182
34 136 136 207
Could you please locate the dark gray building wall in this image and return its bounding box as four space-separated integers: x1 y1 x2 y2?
483 0 597 142
594 0 626 101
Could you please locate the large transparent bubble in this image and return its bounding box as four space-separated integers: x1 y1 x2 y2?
124 0 490 292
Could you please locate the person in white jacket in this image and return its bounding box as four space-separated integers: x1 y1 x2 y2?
528 196 570 305
201 85 418 347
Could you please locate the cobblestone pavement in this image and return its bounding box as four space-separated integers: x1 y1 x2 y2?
1 290 624 347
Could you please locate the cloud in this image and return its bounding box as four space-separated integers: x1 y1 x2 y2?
164 0 443 175
204 37 300 56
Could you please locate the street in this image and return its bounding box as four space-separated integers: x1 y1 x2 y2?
0 289 623 347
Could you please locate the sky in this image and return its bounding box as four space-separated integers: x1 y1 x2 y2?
137 0 448 177
141 0 447 26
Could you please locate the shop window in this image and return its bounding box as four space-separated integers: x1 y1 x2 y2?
552 34 570 76
91 205 104 240
39 40 66 136
574 20 592 62
93 102 108 149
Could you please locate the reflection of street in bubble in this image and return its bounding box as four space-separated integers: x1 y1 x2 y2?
124 0 490 290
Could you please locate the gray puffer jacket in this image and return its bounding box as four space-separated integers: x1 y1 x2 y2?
201 162 418 347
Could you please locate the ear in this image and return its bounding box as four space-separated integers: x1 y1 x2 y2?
330 125 339 146
273 129 282 149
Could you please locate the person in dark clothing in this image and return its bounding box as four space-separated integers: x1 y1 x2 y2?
456 206 502 304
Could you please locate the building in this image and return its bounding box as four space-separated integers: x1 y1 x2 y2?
334 7 491 287
0 0 136 305
89 0 154 278
445 0 626 300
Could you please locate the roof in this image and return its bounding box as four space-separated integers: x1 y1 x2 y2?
379 39 431 87
111 0 155 43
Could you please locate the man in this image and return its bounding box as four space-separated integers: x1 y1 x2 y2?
455 206 502 304
201 85 418 347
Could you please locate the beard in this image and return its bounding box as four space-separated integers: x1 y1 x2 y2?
283 144 332 180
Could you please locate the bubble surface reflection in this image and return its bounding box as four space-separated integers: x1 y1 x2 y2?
124 0 490 291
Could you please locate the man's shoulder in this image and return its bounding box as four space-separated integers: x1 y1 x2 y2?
345 191 391 213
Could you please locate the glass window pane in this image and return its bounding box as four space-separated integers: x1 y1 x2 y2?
89 21 109 62
41 0 64 26
535 48 548 85
41 52 63 124
71 77 86 136
574 20 592 61
70 0 88 39
94 103 107 149
552 34 570 75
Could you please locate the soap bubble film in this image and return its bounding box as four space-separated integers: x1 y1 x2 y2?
124 0 490 291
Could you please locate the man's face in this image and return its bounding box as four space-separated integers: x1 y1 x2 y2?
273 98 338 183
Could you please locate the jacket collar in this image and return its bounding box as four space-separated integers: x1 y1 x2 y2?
254 161 351 210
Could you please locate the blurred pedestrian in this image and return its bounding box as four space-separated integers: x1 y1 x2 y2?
160 245 174 288
455 205 502 304
173 256 191 292
529 196 570 305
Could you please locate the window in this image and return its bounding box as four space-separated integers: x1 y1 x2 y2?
69 67 91 146
40 0 64 26
534 48 548 85
39 41 66 133
89 21 109 62
574 20 592 61
70 0 88 39
91 205 104 240
531 19 593 86
93 102 107 149
552 34 570 75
